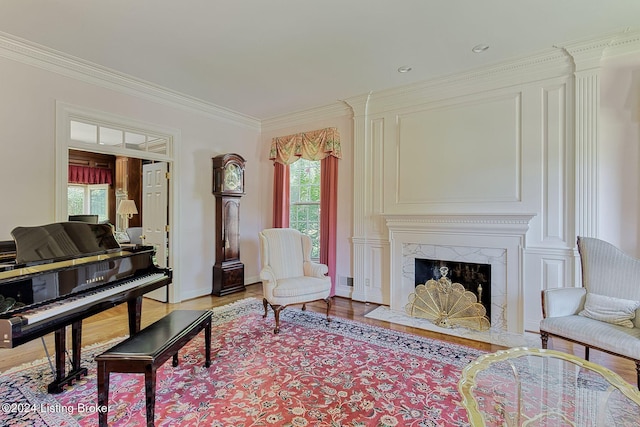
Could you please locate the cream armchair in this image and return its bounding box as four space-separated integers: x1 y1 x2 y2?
259 228 331 333
540 236 640 388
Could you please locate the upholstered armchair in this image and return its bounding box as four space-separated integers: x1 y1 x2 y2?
540 236 640 388
259 228 331 333
126 227 144 245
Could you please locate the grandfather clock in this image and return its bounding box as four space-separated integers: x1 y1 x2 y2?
212 153 246 296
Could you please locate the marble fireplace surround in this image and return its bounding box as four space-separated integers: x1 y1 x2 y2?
372 213 537 346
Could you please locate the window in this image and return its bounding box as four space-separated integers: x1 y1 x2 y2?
69 120 170 156
289 158 320 260
68 184 109 222
270 127 340 291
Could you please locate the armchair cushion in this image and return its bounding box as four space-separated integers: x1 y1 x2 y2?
272 277 332 299
579 292 640 328
540 315 640 361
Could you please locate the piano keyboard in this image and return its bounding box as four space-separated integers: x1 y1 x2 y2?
21 272 168 325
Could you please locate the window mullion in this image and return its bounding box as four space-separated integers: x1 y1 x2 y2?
84 186 91 213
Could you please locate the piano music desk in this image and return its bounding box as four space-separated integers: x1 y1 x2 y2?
95 310 212 427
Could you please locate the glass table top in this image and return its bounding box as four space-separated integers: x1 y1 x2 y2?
458 347 640 426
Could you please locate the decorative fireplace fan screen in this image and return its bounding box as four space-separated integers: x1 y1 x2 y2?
405 267 490 331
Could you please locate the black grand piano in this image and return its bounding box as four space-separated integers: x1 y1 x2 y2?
0 221 172 393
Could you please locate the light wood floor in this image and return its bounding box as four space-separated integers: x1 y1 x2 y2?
0 283 636 387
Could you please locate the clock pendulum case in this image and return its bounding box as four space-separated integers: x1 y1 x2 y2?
211 153 246 296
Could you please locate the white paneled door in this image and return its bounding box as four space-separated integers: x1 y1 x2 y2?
142 161 168 302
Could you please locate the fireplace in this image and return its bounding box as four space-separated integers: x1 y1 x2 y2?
403 242 506 332
414 258 491 321
375 213 535 345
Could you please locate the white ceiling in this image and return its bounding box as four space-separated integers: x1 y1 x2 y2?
1 1 639 120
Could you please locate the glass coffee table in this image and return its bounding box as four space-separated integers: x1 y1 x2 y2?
458 347 640 426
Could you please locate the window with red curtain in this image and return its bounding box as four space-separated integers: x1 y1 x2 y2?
270 127 341 295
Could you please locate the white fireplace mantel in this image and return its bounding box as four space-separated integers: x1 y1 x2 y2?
383 213 536 235
383 213 536 340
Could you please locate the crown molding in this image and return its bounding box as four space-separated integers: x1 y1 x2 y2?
4 28 637 131
556 28 640 71
370 49 573 114
363 48 572 115
603 28 640 58
355 28 640 115
0 31 260 130
260 101 353 132
342 93 372 118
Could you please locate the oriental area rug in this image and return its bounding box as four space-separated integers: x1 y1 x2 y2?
0 298 484 426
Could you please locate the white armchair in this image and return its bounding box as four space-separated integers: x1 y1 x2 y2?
540 236 640 388
259 228 331 333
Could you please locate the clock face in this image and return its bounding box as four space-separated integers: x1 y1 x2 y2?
224 163 243 192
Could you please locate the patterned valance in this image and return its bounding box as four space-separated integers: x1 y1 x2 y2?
68 165 112 185
269 127 341 165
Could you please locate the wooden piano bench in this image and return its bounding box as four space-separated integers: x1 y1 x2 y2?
95 310 212 427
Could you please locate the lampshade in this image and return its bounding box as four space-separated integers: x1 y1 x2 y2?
117 199 138 219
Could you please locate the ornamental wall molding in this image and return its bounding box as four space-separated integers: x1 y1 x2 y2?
261 102 353 132
383 213 536 224
383 213 536 237
355 49 573 115
345 29 640 116
0 31 260 130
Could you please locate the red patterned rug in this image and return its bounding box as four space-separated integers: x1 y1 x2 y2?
0 298 482 426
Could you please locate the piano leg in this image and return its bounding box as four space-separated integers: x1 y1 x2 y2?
127 295 143 335
48 321 88 394
71 320 84 375
51 328 66 393
44 297 143 393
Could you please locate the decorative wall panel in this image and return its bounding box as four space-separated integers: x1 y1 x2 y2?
371 118 386 235
396 94 521 204
542 83 568 244
367 242 389 305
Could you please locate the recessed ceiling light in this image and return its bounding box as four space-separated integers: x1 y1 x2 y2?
397 66 412 73
472 44 490 53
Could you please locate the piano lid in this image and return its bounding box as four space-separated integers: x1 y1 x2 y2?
11 222 121 264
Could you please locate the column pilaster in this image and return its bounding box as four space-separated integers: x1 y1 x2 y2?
562 39 611 238
345 94 371 302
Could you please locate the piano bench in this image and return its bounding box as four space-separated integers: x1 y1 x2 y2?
95 310 212 427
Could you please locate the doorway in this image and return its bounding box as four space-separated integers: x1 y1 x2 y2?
55 102 180 303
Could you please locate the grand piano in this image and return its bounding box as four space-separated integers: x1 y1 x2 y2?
0 221 172 393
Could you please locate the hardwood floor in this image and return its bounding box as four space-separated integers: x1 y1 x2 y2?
0 282 636 387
